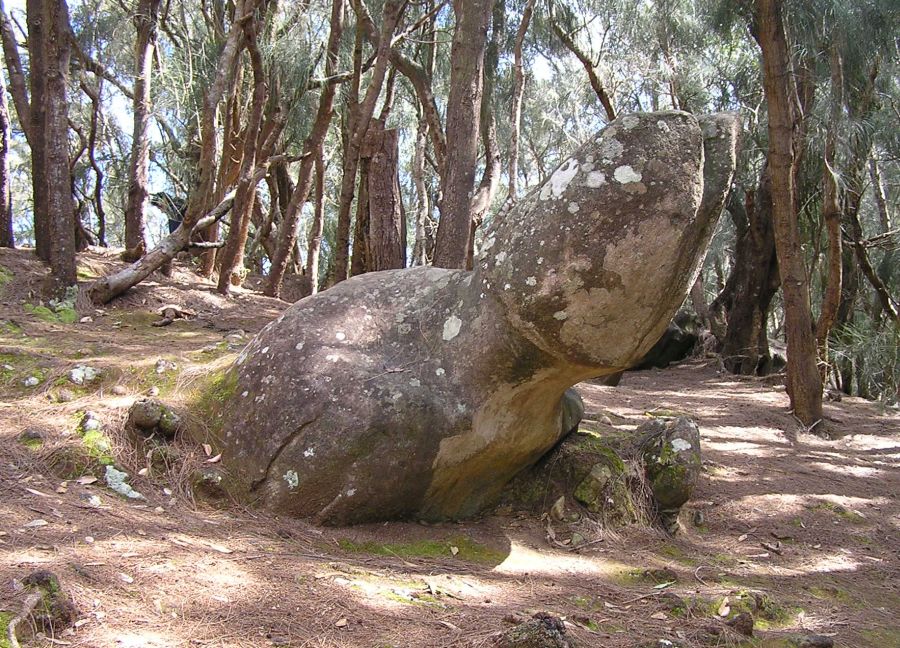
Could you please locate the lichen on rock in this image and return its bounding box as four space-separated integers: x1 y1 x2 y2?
201 111 739 525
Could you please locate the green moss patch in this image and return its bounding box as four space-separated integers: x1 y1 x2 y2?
812 501 867 524
337 536 505 564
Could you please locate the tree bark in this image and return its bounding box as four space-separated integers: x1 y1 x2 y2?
757 0 822 426
301 150 326 296
42 0 77 292
0 69 12 248
712 181 780 375
216 20 266 295
466 0 504 270
432 0 493 269
123 0 162 258
25 0 50 261
264 0 344 297
331 0 402 283
411 114 430 266
507 0 534 205
815 43 843 377
364 122 405 271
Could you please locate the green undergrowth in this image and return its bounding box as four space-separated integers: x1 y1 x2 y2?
337 536 505 564
685 591 801 630
812 501 867 524
0 611 12 648
860 628 900 648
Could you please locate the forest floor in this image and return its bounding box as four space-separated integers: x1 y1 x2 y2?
0 248 898 648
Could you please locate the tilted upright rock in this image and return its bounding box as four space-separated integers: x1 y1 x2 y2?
204 111 739 524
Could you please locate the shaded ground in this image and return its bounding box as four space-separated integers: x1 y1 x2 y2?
1 248 897 647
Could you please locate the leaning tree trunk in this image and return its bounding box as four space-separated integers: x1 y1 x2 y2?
123 0 161 258
89 0 262 303
0 69 11 248
432 0 493 269
757 0 823 426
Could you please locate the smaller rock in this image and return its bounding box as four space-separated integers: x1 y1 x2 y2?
126 398 181 440
495 612 575 648
17 570 77 637
570 532 585 547
2 363 13 370
155 359 177 375
81 415 101 432
56 388 76 402
692 510 706 527
640 417 702 534
68 365 100 385
23 376 40 387
147 386 160 396
105 465 145 500
18 428 44 445
599 415 613 426
550 496 567 522
112 385 127 396
192 467 228 502
726 612 754 637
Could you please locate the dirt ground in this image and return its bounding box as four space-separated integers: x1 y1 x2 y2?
1 248 898 648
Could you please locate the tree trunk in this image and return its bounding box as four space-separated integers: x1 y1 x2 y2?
123 0 162 258
42 0 76 293
0 69 12 248
216 21 266 295
301 150 326 296
466 0 504 270
25 0 50 261
713 181 780 374
349 144 370 276
507 0 534 205
264 0 344 298
815 43 843 377
432 0 493 269
757 0 823 426
331 0 401 283
411 114 429 266
364 122 405 271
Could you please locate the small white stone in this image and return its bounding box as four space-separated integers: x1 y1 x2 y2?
241 391 249 398
303 447 315 458
503 283 511 290
295 342 304 351
261 346 269 354
525 276 537 286
537 257 544 265
346 488 356 497
283 470 299 489
435 367 445 376
335 332 346 341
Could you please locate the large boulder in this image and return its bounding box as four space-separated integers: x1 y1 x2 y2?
204 111 739 524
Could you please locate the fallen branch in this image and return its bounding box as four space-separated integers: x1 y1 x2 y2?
7 590 41 648
88 191 236 304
